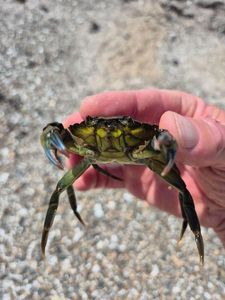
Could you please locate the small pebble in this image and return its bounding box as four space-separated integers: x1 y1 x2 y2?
0 172 9 184
61 258 71 271
3 294 11 300
107 200 116 209
92 264 101 273
150 264 159 277
94 203 104 218
204 292 212 300
48 255 58 266
72 228 83 242
172 285 181 294
123 192 133 203
0 147 9 157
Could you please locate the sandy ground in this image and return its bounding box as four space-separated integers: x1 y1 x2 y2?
1 0 225 299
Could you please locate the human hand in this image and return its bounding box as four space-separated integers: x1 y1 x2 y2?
64 89 225 247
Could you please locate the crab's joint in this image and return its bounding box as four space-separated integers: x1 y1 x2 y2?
152 131 177 177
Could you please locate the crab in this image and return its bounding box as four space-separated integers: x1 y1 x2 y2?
40 116 204 264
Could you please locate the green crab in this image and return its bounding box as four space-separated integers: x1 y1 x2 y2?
41 116 204 264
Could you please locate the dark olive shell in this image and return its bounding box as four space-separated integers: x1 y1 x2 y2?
68 116 160 155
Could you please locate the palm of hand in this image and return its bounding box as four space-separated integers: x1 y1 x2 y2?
64 89 225 247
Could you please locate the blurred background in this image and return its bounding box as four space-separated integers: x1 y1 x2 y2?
1 0 225 299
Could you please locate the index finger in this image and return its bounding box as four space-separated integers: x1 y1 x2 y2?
80 89 206 124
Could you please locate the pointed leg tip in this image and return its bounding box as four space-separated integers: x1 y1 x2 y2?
74 211 86 227
194 231 204 267
177 239 183 247
178 232 185 244
41 249 46 259
79 217 86 227
79 218 85 227
200 256 204 266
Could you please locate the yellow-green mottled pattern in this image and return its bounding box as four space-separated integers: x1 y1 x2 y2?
68 116 158 161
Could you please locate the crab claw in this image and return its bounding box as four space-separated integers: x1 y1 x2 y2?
152 131 177 176
41 123 69 170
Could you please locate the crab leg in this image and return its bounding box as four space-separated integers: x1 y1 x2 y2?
178 198 188 243
41 159 90 257
67 185 85 226
92 164 123 181
148 160 204 265
178 188 204 265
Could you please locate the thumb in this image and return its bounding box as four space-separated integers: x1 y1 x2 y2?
159 111 225 167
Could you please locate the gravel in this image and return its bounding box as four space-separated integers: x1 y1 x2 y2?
1 0 225 299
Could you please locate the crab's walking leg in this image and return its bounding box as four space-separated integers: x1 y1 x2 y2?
178 194 188 243
41 159 90 257
67 185 85 226
178 189 204 265
92 164 123 181
148 160 204 265
41 189 60 257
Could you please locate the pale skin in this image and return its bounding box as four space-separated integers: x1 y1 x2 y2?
64 89 225 247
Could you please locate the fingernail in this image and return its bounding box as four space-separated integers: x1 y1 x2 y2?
174 114 199 149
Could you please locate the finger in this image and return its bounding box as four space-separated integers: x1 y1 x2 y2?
77 164 181 218
66 153 83 169
63 112 83 128
63 114 84 169
80 89 206 124
74 165 125 190
160 111 225 166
